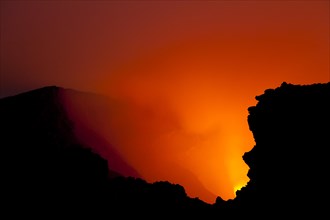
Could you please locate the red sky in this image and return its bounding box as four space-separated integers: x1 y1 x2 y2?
1 1 329 203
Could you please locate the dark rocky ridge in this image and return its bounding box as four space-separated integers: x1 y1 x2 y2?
231 82 330 218
0 86 212 217
1 82 329 218
1 86 109 215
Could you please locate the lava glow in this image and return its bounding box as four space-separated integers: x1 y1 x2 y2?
63 68 254 203
1 1 329 204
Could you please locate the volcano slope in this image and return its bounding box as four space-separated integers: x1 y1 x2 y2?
1 82 329 218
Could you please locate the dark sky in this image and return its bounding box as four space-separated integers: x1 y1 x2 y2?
1 1 329 203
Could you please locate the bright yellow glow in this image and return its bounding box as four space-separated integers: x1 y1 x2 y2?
61 9 329 202
234 182 246 194
64 73 254 204
2 0 329 205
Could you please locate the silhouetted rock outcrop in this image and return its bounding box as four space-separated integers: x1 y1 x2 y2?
0 86 212 217
2 82 329 218
1 86 110 214
232 82 330 218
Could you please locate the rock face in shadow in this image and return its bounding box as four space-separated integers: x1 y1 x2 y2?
232 82 330 217
2 82 329 218
1 86 110 213
0 86 211 217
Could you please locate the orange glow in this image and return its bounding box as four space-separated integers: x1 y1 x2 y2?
1 1 329 204
234 183 246 195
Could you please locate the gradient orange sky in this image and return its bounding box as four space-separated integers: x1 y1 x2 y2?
1 1 329 204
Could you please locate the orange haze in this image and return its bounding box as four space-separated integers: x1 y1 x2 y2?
1 1 329 203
